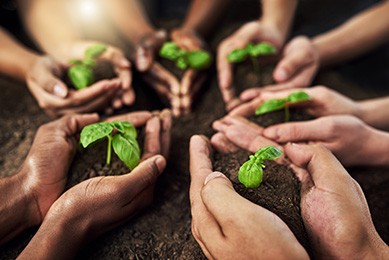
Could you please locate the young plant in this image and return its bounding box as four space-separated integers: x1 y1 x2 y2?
68 44 107 89
238 146 282 188
80 121 140 170
256 91 311 122
159 42 212 70
227 42 277 73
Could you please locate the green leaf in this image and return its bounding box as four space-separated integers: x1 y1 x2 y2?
255 99 286 115
80 122 113 148
287 91 311 103
247 42 277 57
111 121 137 139
238 158 264 188
238 146 282 188
254 146 283 161
227 48 248 63
159 42 183 61
68 65 94 89
69 59 83 65
186 50 212 70
85 44 107 59
82 58 97 68
112 133 141 170
176 56 188 70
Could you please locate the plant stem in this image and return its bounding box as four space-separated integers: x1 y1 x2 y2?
106 135 112 165
285 106 290 122
251 57 262 86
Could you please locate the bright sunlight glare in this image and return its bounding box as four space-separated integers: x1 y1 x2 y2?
78 0 100 18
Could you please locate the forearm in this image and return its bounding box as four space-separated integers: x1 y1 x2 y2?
364 127 389 166
103 0 155 45
18 216 85 260
0 168 40 245
313 1 389 67
17 0 82 61
0 28 40 80
181 0 232 37
260 0 298 44
357 96 389 130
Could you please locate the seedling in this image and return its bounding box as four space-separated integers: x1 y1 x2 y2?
68 44 107 89
256 91 311 122
238 146 282 188
227 42 277 73
159 42 212 70
80 121 140 170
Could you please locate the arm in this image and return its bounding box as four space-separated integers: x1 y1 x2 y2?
0 28 39 80
358 97 389 131
313 1 389 67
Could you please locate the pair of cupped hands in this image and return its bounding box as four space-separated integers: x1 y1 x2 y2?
26 28 206 117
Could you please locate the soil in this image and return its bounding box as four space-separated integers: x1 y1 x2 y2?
1 1 389 259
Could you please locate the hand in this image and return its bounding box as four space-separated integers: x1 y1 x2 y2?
239 36 319 102
263 115 388 166
19 113 99 225
26 56 122 117
170 28 208 115
212 115 282 155
230 85 360 117
18 111 172 260
189 135 309 259
285 143 389 259
217 21 284 111
134 30 181 115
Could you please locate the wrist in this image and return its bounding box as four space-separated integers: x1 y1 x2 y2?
364 126 389 166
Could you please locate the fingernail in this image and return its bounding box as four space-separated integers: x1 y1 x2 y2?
275 68 288 82
53 84 67 98
137 58 148 71
263 127 280 140
204 171 227 185
154 156 166 173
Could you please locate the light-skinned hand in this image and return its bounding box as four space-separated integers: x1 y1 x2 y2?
189 135 309 259
217 21 284 111
285 143 389 259
239 36 319 102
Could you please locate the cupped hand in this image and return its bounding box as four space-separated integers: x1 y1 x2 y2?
263 115 386 166
26 56 122 117
189 135 309 259
211 115 282 155
231 85 359 117
217 21 284 111
285 143 389 259
170 27 209 115
20 113 99 225
239 36 319 102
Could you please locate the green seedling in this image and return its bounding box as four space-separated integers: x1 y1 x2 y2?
80 121 140 170
227 42 277 73
256 91 311 122
68 44 107 89
159 42 212 70
238 146 282 188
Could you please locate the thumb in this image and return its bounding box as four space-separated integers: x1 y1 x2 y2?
39 74 69 98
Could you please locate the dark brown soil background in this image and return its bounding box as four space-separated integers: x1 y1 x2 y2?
1 0 388 259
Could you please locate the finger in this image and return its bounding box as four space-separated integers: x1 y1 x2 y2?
136 45 154 72
107 111 152 127
53 113 100 136
217 43 235 105
210 133 239 154
116 67 132 91
141 116 161 161
263 118 333 143
229 97 263 117
239 88 262 102
189 135 224 249
273 49 315 83
159 109 172 158
148 63 180 95
285 142 353 191
181 70 198 96
112 95 123 109
116 155 166 196
120 88 136 106
142 76 175 103
288 163 313 196
58 88 119 115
